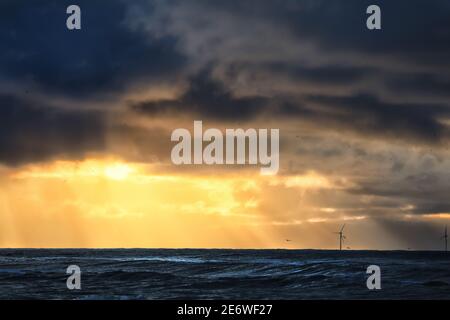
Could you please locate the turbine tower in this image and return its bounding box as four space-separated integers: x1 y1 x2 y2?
442 225 448 252
334 224 346 251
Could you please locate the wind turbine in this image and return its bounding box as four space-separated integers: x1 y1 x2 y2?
442 225 448 252
334 224 346 251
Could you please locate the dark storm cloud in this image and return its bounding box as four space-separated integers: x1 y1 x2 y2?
0 0 186 97
132 70 450 145
227 62 374 86
1 0 450 168
273 64 372 85
387 73 450 99
131 71 269 120
305 94 450 144
0 0 187 166
347 171 450 216
412 203 450 215
127 0 450 145
0 94 106 165
214 0 450 65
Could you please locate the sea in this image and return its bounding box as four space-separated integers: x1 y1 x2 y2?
0 249 449 300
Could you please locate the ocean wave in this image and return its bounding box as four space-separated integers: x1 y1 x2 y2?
0 249 449 299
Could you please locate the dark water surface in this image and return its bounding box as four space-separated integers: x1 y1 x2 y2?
0 249 449 299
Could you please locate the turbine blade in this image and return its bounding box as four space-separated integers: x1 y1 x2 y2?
340 224 346 232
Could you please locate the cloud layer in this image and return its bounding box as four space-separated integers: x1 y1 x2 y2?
1 0 450 247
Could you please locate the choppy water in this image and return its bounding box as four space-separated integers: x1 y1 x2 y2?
0 249 449 299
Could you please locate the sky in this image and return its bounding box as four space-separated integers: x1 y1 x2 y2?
1 0 450 249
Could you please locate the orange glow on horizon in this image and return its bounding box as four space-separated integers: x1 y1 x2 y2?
1 158 301 248
2 158 441 250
